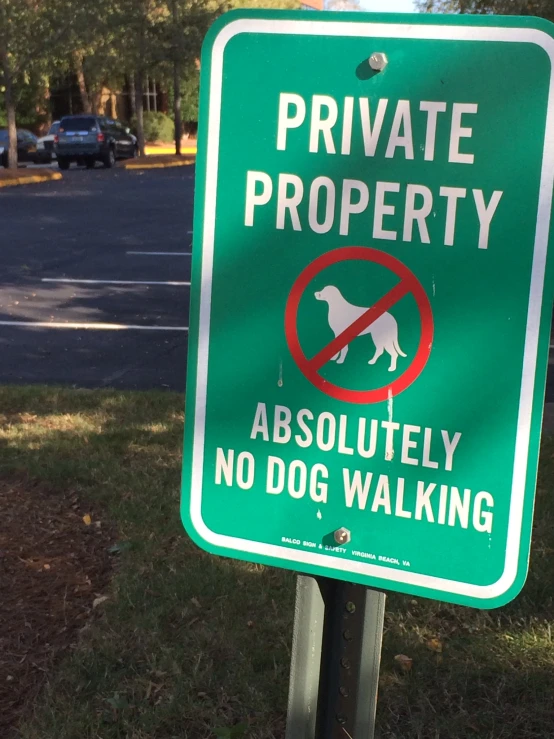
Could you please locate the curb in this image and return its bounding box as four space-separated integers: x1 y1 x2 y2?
0 171 62 188
120 156 196 171
144 145 197 156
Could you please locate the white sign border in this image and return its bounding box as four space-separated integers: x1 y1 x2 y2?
190 17 554 602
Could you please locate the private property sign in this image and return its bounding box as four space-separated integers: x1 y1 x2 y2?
181 11 554 608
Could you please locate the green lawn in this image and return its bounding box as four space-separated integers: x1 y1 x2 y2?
2 386 553 739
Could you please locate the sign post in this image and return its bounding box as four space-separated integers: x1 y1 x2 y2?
181 8 554 733
286 577 385 739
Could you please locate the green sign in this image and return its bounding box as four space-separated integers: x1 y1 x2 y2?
181 10 554 608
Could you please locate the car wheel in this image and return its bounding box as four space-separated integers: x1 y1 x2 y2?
1 153 7 168
132 145 138 158
85 157 95 169
103 147 116 169
58 157 70 171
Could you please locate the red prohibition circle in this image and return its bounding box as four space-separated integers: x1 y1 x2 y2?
284 247 434 404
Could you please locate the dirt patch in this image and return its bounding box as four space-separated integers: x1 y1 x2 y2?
0 478 114 736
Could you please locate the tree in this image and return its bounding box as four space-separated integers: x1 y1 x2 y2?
103 0 169 156
0 0 94 168
415 0 554 20
0 0 49 168
164 0 217 155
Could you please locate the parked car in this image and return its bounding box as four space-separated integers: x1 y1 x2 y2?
0 129 39 167
54 115 138 170
36 121 60 163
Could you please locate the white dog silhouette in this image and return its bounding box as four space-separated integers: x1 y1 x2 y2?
314 285 406 371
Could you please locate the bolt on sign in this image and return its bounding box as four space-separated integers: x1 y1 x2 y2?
181 10 554 608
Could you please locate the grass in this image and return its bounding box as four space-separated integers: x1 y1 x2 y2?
1 385 552 739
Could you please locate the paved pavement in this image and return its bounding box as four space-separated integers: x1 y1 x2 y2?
0 166 192 390
2 164 554 409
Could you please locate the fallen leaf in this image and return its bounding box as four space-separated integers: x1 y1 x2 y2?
43 563 51 571
191 597 201 608
426 638 443 653
93 595 109 609
247 620 255 629
394 654 413 672
82 514 92 526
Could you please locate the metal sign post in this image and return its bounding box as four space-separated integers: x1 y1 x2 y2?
286 575 385 739
286 576 385 739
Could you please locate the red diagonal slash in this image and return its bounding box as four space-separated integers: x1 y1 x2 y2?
308 279 411 372
285 246 433 404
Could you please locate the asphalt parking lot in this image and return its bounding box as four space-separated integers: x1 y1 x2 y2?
0 166 192 390
2 165 554 405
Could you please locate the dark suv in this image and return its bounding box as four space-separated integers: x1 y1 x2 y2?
55 115 137 170
0 129 40 167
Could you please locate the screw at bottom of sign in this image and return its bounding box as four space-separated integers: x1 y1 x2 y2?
334 527 351 545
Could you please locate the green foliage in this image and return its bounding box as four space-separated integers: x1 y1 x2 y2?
132 111 175 141
181 73 200 121
0 0 300 134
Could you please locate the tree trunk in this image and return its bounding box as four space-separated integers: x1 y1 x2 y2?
73 51 92 114
38 75 52 131
135 70 146 157
128 74 137 118
173 59 182 156
171 0 182 156
1 51 18 169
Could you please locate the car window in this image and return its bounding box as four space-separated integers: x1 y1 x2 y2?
60 117 98 132
105 119 119 134
49 122 60 135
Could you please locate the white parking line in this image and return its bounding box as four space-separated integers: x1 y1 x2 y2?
0 320 188 331
41 278 190 286
126 251 191 256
